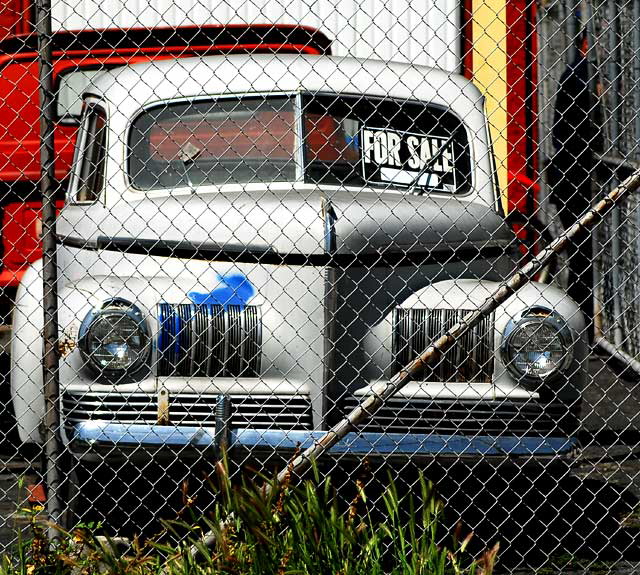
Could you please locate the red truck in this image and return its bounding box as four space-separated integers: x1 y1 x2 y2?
0 17 330 336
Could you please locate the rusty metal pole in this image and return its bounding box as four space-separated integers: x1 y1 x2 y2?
191 167 640 555
607 0 625 346
275 168 640 484
35 0 63 536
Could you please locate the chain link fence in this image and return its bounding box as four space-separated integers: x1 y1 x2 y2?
2 0 640 571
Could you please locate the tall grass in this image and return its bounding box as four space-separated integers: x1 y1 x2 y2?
2 462 498 575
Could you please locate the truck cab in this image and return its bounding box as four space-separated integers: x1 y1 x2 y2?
11 53 587 474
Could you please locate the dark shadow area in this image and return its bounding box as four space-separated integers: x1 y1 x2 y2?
0 353 22 456
321 460 640 569
31 453 640 571
63 457 225 539
421 461 640 568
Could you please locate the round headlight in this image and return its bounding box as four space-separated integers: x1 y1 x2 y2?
79 299 149 376
501 307 573 381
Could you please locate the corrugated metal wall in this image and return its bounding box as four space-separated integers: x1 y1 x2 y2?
51 0 461 71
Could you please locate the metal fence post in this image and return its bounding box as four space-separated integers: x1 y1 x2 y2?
634 0 640 149
634 1 640 290
35 0 63 535
607 0 625 346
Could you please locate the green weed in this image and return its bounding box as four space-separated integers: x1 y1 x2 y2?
0 462 497 575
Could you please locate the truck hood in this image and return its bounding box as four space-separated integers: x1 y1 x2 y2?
58 189 512 262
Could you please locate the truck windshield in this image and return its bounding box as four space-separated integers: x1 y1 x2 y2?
127 94 471 194
303 94 471 194
128 97 296 190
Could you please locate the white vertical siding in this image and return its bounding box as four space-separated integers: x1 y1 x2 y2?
51 0 461 72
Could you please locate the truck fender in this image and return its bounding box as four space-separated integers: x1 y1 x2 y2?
11 260 44 444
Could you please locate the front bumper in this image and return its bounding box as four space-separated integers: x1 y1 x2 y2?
70 421 579 462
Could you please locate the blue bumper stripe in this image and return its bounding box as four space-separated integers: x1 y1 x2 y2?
72 422 578 457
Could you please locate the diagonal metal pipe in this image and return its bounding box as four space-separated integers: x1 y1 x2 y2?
191 166 640 555
275 167 640 485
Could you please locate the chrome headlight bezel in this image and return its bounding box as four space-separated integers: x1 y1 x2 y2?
500 306 574 383
78 298 150 381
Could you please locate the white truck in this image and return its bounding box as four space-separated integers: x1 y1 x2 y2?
12 51 586 472
0 0 586 525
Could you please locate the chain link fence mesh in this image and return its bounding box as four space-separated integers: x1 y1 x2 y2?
2 0 640 571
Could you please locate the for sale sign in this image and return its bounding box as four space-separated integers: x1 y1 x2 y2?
360 127 457 192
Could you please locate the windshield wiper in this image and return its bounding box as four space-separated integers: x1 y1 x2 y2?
179 142 202 192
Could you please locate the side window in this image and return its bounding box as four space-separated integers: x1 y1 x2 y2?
70 104 108 203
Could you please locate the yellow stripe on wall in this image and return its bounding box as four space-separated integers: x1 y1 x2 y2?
472 0 508 212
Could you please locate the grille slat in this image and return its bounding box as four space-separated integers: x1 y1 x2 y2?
393 308 494 383
157 303 262 377
343 397 560 436
62 391 312 432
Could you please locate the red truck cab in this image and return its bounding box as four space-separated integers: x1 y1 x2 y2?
0 23 331 324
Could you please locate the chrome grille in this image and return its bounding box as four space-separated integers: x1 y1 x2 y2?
169 394 312 429
157 303 261 377
62 391 312 432
393 308 494 383
343 397 564 436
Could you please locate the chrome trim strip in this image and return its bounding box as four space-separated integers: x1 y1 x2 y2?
58 235 509 268
72 422 578 456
